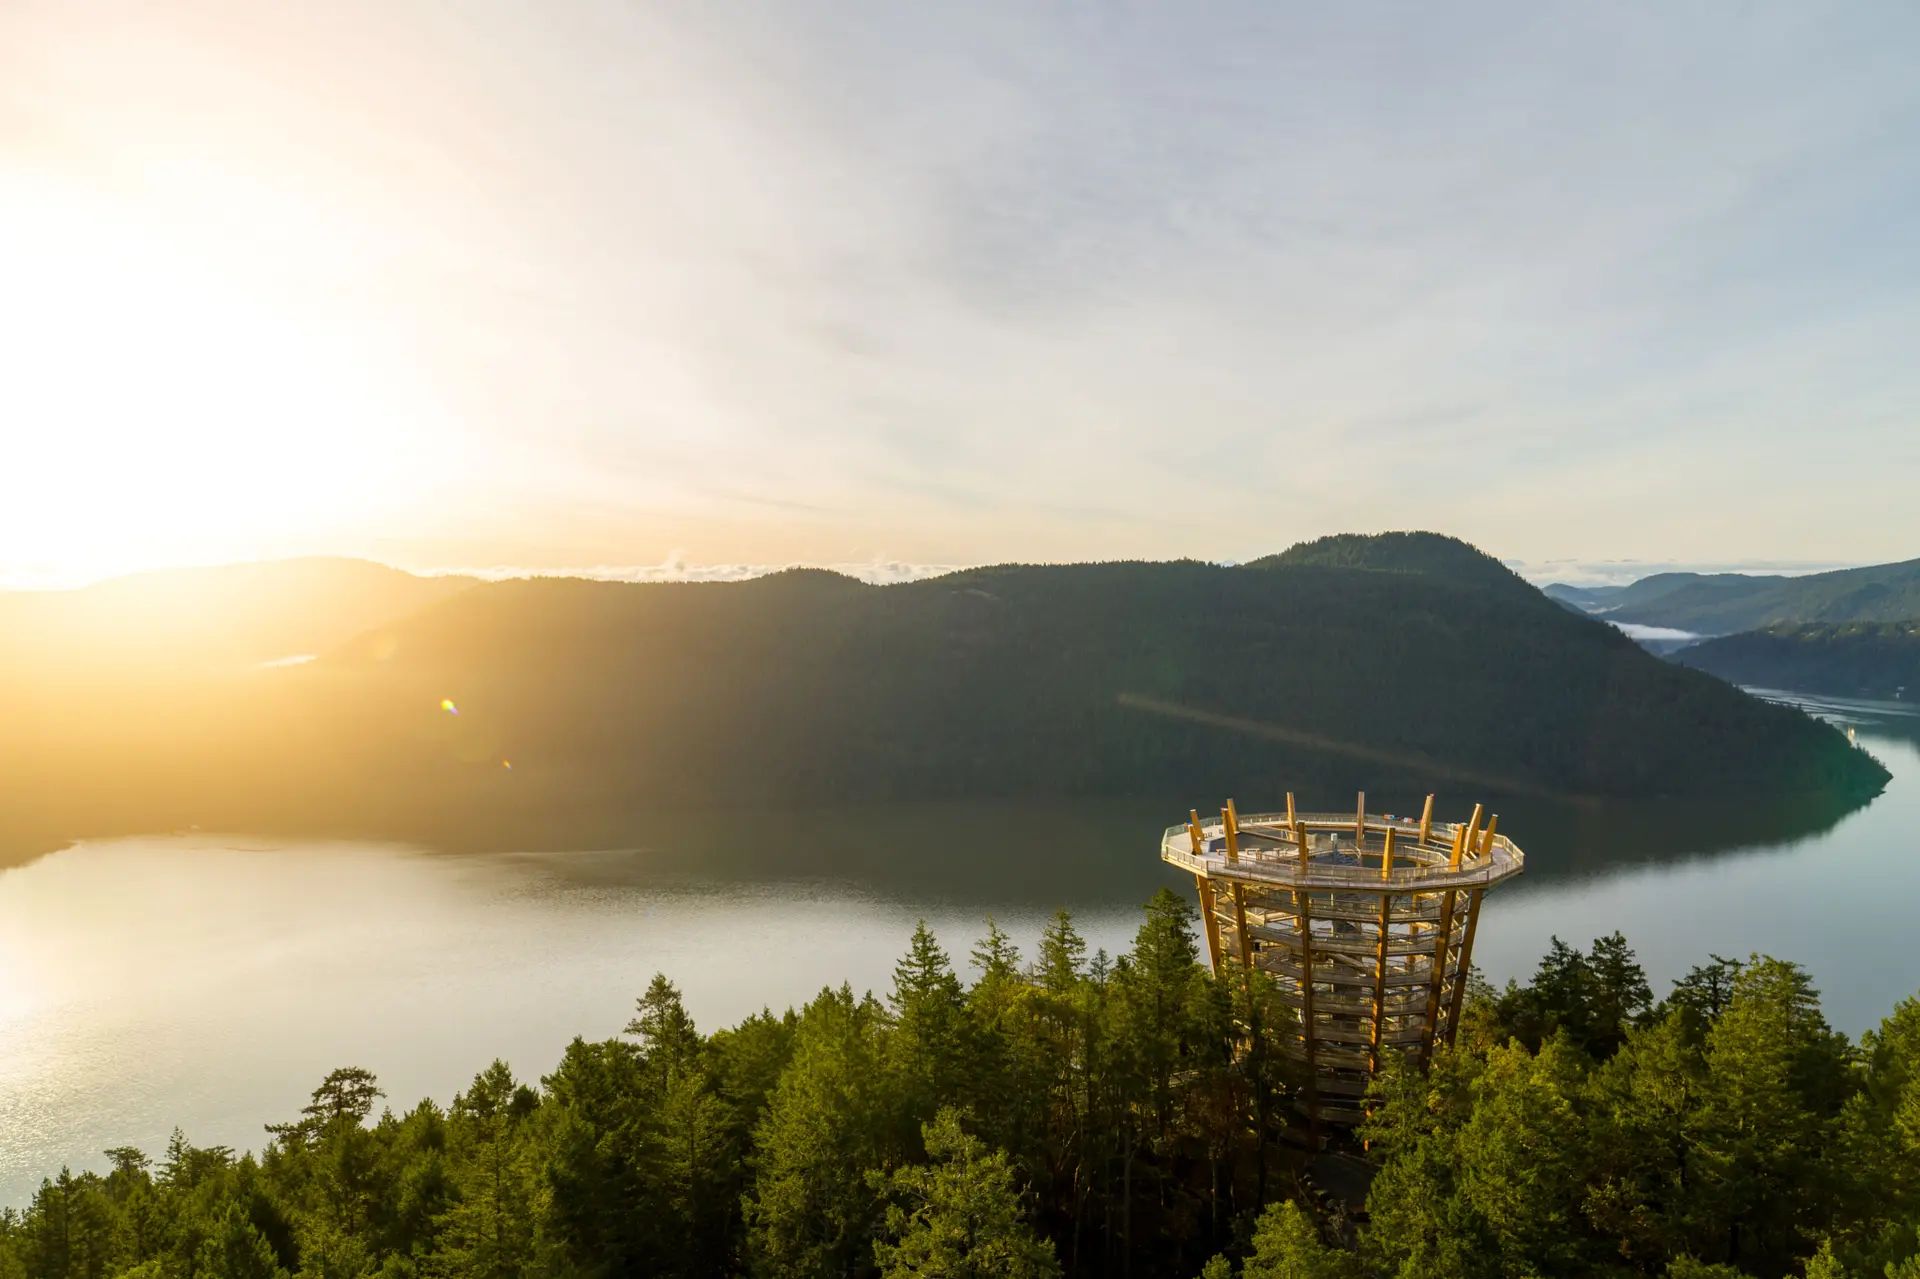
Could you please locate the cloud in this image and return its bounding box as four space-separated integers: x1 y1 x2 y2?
426 559 965 587
6 1 1919 581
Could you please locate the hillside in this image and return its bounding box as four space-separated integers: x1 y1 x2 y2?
1545 556 1920 633
0 558 476 673
1247 530 1534 596
0 535 1884 859
1675 621 1920 701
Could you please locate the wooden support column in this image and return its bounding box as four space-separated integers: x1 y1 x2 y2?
1419 889 1457 1068
1223 801 1241 862
1380 826 1396 882
1298 888 1319 1127
1231 883 1254 972
1296 817 1310 870
1285 791 1297 831
1451 804 1482 871
1369 889 1391 1076
1197 877 1224 976
1444 888 1486 1046
1355 791 1367 850
1418 793 1436 844
1478 814 1499 859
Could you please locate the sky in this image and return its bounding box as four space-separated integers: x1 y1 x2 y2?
2 2 1917 589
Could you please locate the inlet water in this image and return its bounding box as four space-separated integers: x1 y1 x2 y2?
1 693 1913 1204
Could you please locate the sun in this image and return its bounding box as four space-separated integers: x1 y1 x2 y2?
0 171 445 587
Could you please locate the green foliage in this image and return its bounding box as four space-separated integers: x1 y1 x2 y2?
1676 620 1920 701
1666 1258 1756 1279
431 1064 539 1279
1668 955 1748 1024
870 1109 1060 1278
1801 1238 1849 1279
8 919 1920 1279
197 1203 288 1279
1248 532 1532 599
1488 931 1652 1058
1239 1201 1359 1279
745 985 893 1278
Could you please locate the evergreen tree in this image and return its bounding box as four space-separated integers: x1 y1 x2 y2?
196 1203 288 1279
6 913 1918 1279
890 922 978 1135
1455 1036 1594 1275
1036 912 1087 996
540 1035 655 1276
1587 931 1653 1057
1239 1201 1358 1279
1693 958 1851 1274
431 1063 539 1279
628 974 702 1092
1668 956 1746 1025
1583 1010 1711 1266
870 1109 1059 1279
745 985 893 1278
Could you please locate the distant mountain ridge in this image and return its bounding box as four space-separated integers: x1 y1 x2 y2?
1675 622 1920 702
1544 556 1920 634
0 557 477 671
0 533 1884 861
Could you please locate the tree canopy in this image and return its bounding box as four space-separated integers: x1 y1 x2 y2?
4 900 1919 1279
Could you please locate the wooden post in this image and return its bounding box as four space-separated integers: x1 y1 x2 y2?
1418 793 1435 844
1285 790 1297 831
1420 889 1457 1068
1369 889 1390 1076
1223 801 1240 861
1478 813 1499 858
1451 804 1482 871
1296 818 1310 870
1188 810 1204 857
1197 877 1224 975
1380 825 1396 882
1231 883 1254 972
1299 889 1319 1128
1445 889 1486 1046
1355 791 1367 849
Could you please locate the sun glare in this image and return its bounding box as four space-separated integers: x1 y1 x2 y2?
0 173 447 588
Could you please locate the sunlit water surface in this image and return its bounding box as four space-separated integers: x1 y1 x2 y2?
3 694 1916 1203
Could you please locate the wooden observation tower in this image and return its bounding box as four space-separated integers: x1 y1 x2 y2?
1161 794 1524 1127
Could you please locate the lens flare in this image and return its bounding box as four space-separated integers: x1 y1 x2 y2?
441 699 458 715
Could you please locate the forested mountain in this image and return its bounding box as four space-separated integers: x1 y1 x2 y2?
4 901 1916 1279
1545 556 1920 633
1675 621 1920 701
0 535 1885 861
1246 531 1535 596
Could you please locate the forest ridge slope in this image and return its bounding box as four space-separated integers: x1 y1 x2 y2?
1546 555 1920 632
1675 622 1920 701
0 534 1886 857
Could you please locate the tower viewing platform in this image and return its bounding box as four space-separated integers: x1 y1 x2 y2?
1161 793 1524 1127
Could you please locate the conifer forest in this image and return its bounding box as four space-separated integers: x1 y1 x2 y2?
4 890 1917 1279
